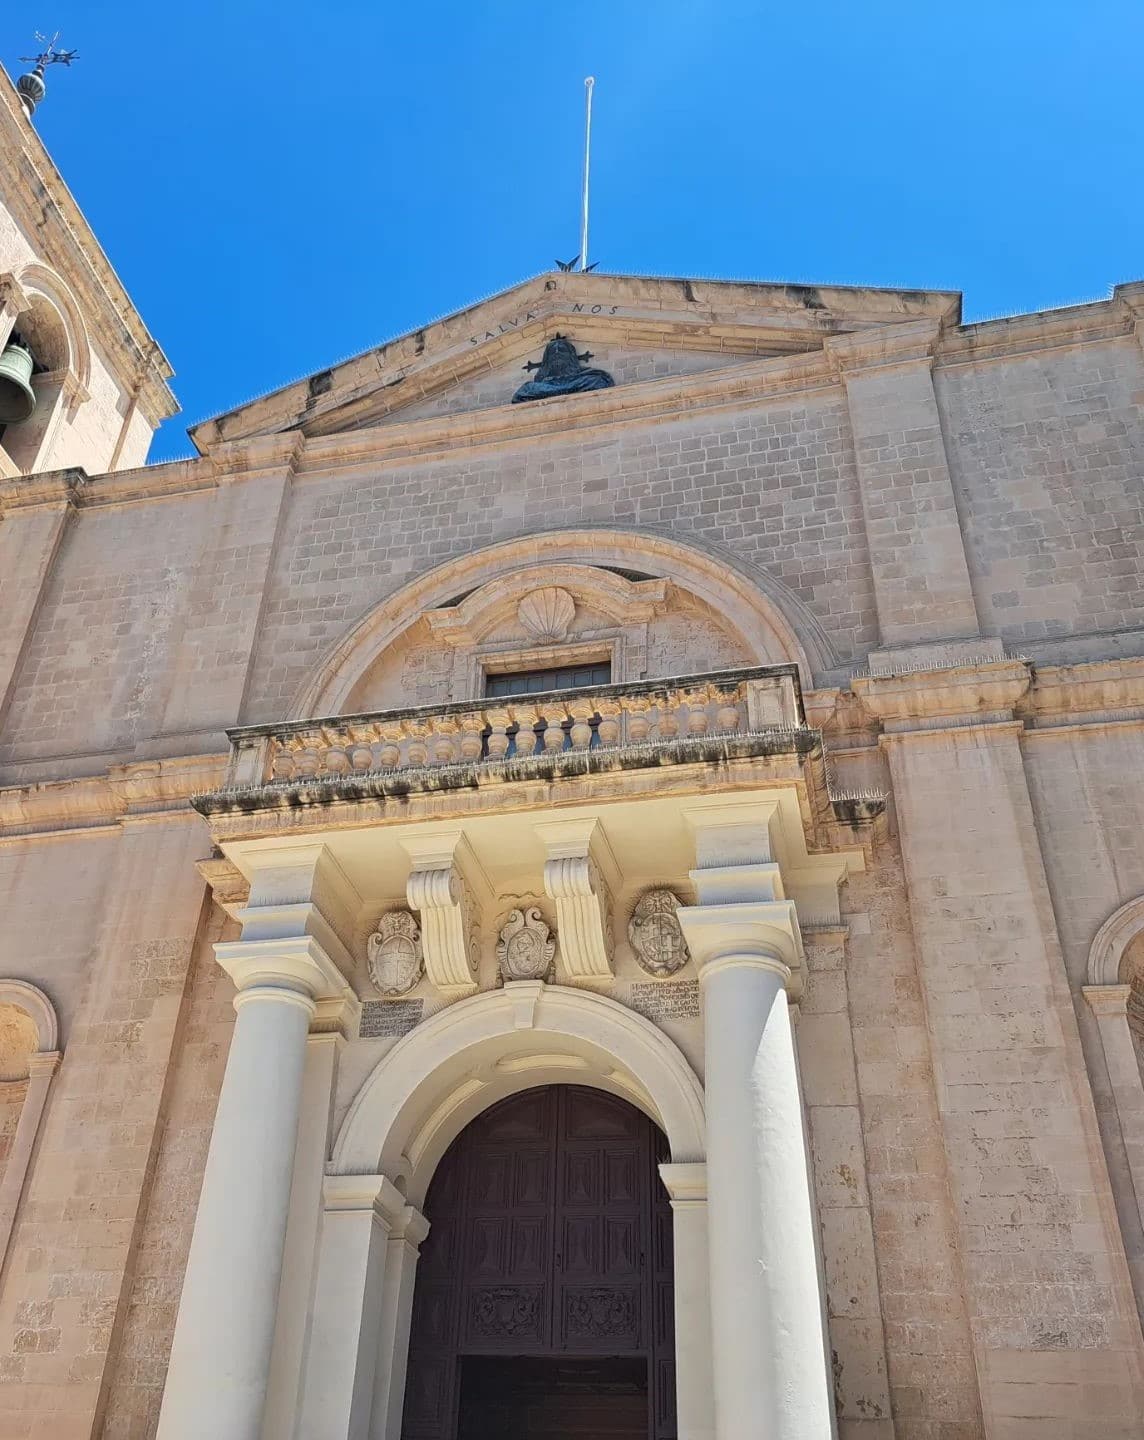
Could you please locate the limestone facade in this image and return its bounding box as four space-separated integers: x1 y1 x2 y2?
2 64 1144 1440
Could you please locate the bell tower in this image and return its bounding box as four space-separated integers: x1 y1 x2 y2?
0 47 176 478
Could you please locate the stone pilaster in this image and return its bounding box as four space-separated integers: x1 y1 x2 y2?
829 321 981 650
0 815 210 1440
0 469 84 729
869 684 1144 1431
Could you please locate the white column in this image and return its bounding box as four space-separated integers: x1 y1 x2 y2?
679 860 834 1440
262 1030 345 1440
1084 984 1144 1230
658 1162 715 1440
156 936 351 1440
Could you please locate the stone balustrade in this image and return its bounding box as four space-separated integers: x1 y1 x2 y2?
223 665 805 790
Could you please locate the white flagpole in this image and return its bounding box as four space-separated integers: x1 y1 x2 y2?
580 77 595 272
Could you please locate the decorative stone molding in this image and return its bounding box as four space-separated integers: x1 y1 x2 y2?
496 908 556 983
538 817 618 989
517 586 576 642
425 563 667 649
196 855 251 921
331 979 706 1194
1082 983 1132 1017
629 889 691 978
825 317 941 377
366 910 424 997
1087 896 1144 987
400 829 485 997
290 530 834 718
0 978 59 1055
0 981 61 1274
852 658 1032 733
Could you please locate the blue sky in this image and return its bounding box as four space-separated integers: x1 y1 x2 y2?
6 2 1142 463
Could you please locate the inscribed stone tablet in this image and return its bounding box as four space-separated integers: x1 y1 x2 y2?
360 999 424 1039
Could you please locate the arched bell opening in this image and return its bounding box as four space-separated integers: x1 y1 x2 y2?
401 1084 676 1440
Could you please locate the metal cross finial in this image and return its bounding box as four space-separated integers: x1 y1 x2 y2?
20 31 79 70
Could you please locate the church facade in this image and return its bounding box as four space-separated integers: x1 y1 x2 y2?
1 62 1144 1440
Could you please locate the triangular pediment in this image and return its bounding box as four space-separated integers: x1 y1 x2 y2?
188 273 961 452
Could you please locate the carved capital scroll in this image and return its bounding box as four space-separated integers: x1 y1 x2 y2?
537 817 618 990
400 829 485 997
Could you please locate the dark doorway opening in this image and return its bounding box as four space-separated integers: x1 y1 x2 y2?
401 1086 675 1439
457 1356 648 1440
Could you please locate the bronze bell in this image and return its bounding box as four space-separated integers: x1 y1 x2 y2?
0 340 37 424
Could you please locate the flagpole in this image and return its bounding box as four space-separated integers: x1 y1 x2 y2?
580 77 595 272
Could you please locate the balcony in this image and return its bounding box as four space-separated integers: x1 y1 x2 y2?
193 664 882 834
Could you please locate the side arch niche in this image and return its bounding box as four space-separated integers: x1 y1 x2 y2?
0 980 61 1273
1083 896 1144 1319
291 527 837 720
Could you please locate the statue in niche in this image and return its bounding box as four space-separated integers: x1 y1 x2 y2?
512 334 615 404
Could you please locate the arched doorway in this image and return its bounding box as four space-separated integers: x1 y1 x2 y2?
400 1085 675 1440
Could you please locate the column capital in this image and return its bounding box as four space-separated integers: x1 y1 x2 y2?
658 1161 707 1208
26 1049 61 1079
677 898 799 985
1083 983 1133 1017
214 934 355 1014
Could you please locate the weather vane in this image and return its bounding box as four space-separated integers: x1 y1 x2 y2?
15 31 79 119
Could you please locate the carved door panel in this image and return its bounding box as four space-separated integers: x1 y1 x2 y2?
401 1085 674 1440
554 1087 647 1355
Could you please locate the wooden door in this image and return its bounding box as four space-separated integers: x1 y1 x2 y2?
401 1086 674 1440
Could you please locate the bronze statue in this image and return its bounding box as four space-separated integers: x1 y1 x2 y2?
512 334 614 403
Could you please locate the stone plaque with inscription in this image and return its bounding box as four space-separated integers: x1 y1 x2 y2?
627 980 700 1025
360 999 424 1039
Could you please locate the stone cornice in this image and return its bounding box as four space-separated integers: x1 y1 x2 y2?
293 348 843 478
853 659 1032 732
0 753 226 840
0 466 86 512
189 272 961 450
0 68 177 421
937 293 1137 371
825 319 941 377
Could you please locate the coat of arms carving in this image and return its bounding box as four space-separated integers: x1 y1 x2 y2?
628 889 691 978
366 909 424 997
496 907 556 983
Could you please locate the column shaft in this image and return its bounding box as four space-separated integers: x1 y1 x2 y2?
703 960 833 1439
156 987 314 1440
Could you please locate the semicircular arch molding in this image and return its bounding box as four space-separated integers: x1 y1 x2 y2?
331 981 705 1207
15 263 92 388
292 527 837 719
0 979 59 1053
1088 896 1144 987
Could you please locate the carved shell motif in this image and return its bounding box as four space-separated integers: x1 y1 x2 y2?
496 906 556 982
628 889 691 978
366 909 424 997
517 587 576 643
